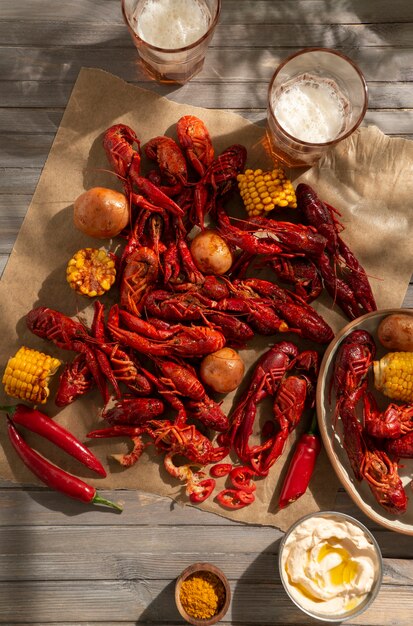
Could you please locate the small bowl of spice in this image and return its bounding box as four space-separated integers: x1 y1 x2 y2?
175 562 231 625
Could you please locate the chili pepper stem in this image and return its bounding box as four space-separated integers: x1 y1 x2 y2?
308 412 319 435
92 493 123 512
0 405 18 416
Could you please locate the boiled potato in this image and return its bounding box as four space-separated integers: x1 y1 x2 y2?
200 348 245 393
74 187 129 239
377 313 413 351
190 229 233 275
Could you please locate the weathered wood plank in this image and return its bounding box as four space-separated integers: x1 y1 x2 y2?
0 550 410 585
0 525 411 558
1 47 413 89
0 580 412 625
1 0 413 24
1 22 412 47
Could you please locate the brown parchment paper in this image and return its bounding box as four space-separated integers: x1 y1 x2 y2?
0 68 412 531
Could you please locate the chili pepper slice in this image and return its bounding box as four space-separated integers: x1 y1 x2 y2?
189 478 215 503
216 488 255 509
278 413 321 509
209 462 233 478
229 466 256 493
7 420 122 511
1 404 106 477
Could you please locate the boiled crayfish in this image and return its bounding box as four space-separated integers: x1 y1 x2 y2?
331 329 408 515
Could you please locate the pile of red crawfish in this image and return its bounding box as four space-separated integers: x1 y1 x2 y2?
26 115 380 509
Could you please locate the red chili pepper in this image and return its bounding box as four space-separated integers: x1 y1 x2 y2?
278 414 321 509
189 478 215 503
216 488 255 509
7 420 122 512
87 426 143 438
229 466 256 493
209 463 233 478
1 404 106 477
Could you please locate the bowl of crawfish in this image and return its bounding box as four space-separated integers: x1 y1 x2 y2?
316 308 413 535
175 562 231 625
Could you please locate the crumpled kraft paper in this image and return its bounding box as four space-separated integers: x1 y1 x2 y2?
0 68 412 531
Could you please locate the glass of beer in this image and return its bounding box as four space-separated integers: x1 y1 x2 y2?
266 48 368 168
121 0 221 84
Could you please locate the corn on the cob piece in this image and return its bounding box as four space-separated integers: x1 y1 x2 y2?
2 346 61 404
237 168 297 217
66 248 116 297
373 351 413 403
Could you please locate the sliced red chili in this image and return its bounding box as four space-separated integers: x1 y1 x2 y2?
229 466 256 493
209 462 233 478
216 488 255 509
189 478 215 503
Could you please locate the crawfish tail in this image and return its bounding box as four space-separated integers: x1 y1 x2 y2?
296 183 342 254
337 235 377 313
102 397 165 425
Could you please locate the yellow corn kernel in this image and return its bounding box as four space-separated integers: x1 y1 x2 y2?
2 346 61 404
66 248 116 297
237 167 297 217
373 352 413 403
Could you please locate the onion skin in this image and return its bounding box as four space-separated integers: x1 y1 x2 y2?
200 348 245 393
74 187 129 239
190 229 233 275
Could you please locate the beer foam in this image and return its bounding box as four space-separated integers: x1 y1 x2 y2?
136 0 210 49
273 77 347 144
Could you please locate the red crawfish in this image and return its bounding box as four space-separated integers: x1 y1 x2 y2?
102 397 165 425
87 420 228 502
176 115 215 177
331 331 407 514
363 392 413 440
233 278 334 344
215 203 327 258
107 304 226 358
120 246 159 316
55 354 94 407
330 329 376 413
27 304 152 404
386 432 413 459
27 306 112 403
103 123 184 219
338 387 407 514
142 286 278 342
192 144 248 228
224 341 318 476
296 183 377 320
144 135 188 194
269 257 323 303
149 357 229 432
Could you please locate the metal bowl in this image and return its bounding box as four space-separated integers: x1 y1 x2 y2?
175 562 231 625
278 511 383 622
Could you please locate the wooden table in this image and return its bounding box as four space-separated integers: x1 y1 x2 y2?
1 1 412 624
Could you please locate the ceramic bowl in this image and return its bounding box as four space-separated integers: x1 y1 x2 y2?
279 511 383 622
175 562 231 625
316 308 413 534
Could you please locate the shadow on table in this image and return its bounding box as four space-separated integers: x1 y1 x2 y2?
136 579 181 624
229 538 335 625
